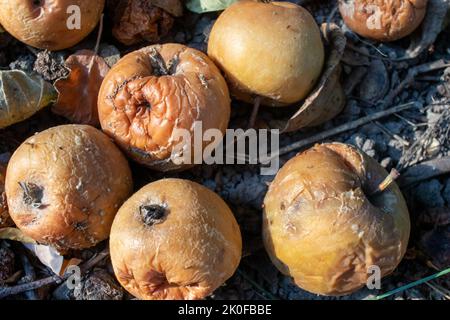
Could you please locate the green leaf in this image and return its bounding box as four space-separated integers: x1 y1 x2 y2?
0 70 57 129
186 0 237 13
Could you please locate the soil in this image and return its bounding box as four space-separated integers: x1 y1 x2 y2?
0 0 449 300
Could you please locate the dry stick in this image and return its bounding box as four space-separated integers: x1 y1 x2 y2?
0 248 109 299
383 59 450 107
19 253 39 300
87 13 104 72
398 156 450 187
93 14 104 56
270 101 418 159
373 121 410 146
247 96 261 129
370 169 401 196
425 282 450 299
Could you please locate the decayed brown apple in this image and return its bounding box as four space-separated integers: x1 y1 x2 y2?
339 0 428 42
0 0 104 50
5 125 133 252
263 142 410 295
110 178 242 300
98 43 231 172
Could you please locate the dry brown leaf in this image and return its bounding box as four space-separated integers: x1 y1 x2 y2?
0 227 36 243
273 23 346 133
405 0 450 59
53 50 110 126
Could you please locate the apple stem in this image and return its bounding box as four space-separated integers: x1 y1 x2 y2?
248 96 262 129
149 48 169 76
371 169 400 195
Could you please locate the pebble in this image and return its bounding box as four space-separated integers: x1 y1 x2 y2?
99 44 121 68
380 157 392 169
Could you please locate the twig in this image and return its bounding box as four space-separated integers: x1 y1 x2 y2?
236 269 279 300
271 101 418 159
18 251 39 300
88 13 104 72
383 59 450 107
79 248 109 273
425 282 450 299
398 156 450 187
247 96 261 129
93 14 104 56
346 43 392 61
0 248 109 299
370 168 400 195
372 267 450 300
0 275 62 299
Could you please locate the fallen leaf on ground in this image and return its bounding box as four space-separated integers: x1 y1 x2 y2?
53 50 110 126
0 70 56 129
23 243 64 275
186 0 237 13
0 228 36 244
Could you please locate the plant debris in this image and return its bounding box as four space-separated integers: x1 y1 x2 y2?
110 0 183 45
74 269 123 300
0 70 57 129
0 242 14 283
53 50 110 126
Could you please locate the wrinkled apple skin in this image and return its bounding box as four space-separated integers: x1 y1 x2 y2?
263 142 410 295
0 0 104 50
110 178 242 300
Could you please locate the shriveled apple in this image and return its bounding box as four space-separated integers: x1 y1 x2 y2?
339 0 428 42
263 142 410 295
0 0 104 50
5 125 133 252
110 178 242 300
98 43 231 172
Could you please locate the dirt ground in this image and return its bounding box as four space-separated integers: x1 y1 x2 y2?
0 0 449 300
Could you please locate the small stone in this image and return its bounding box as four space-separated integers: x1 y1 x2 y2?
362 139 375 153
346 133 366 149
380 157 392 169
99 45 121 68
74 269 123 300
